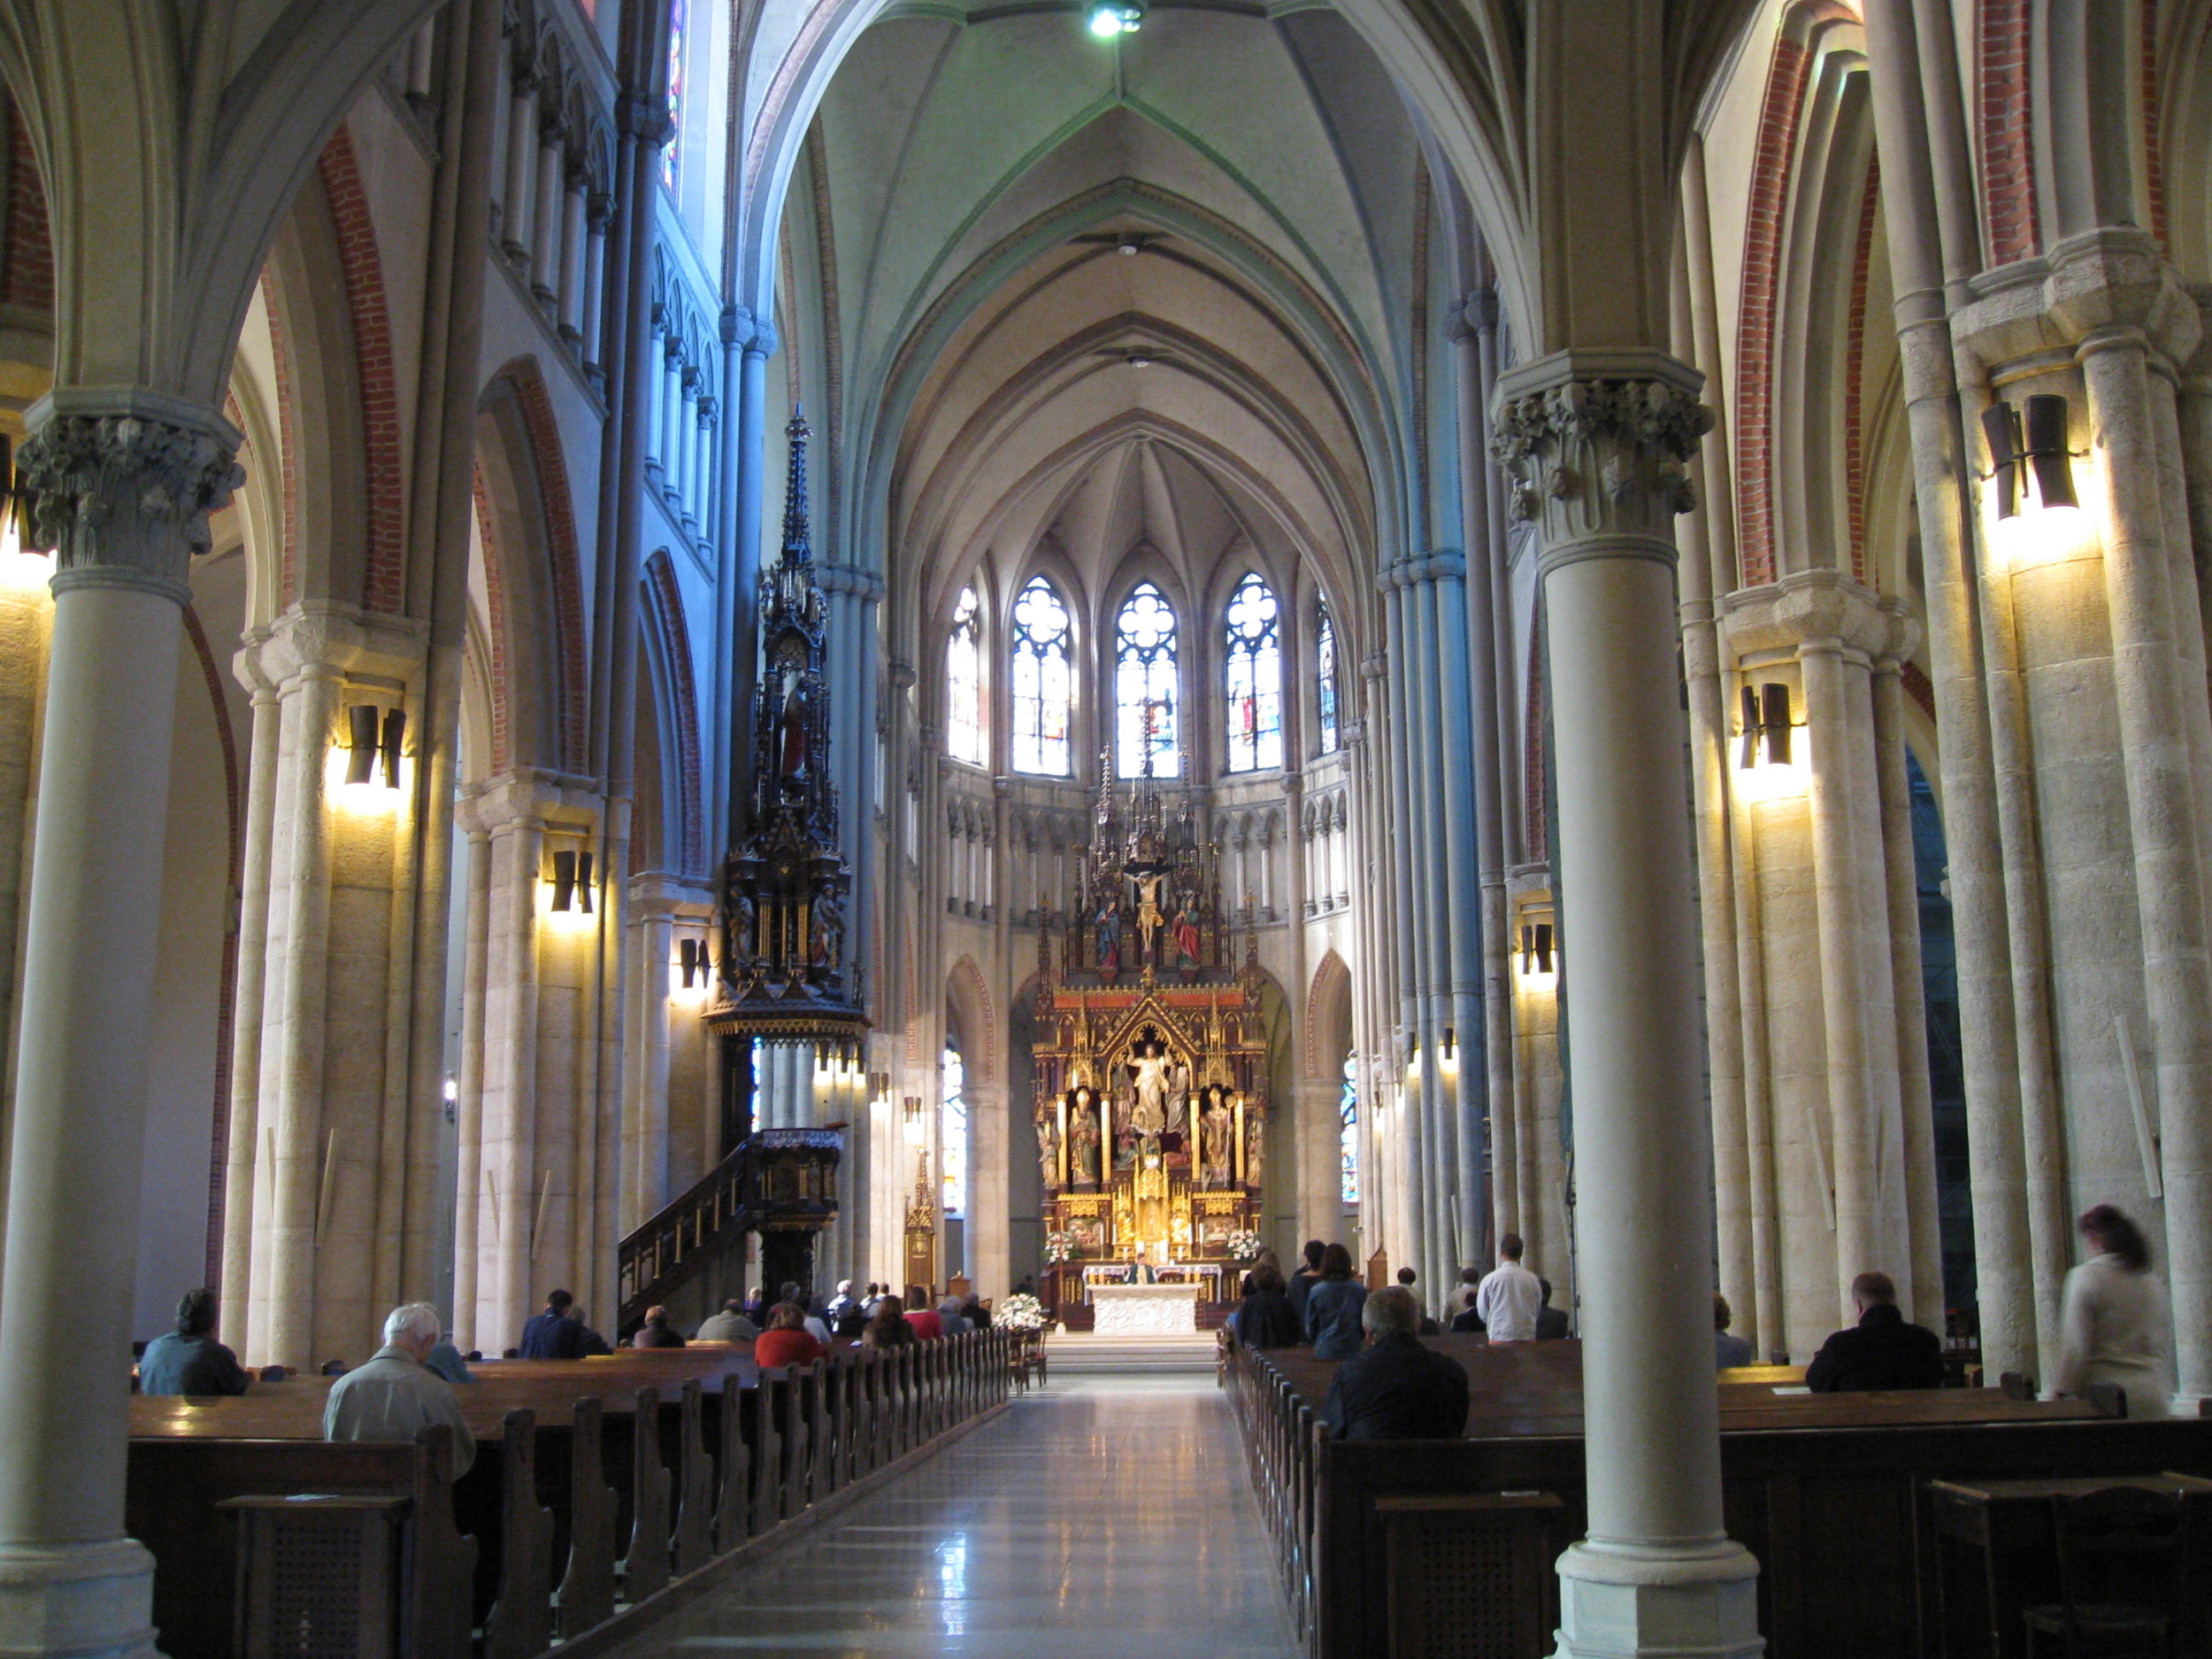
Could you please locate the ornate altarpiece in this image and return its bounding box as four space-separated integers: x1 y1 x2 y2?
1033 748 1269 1302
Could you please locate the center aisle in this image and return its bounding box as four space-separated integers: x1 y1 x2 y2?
626 1374 1301 1657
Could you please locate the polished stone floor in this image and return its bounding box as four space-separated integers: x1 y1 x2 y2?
624 1375 1301 1656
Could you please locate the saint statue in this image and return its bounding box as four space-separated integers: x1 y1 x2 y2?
1166 1059 1190 1135
1244 1118 1265 1186
1201 1091 1235 1188
777 670 809 781
1036 1113 1060 1187
809 890 841 973
1173 897 1202 966
1137 874 1166 965
1068 1090 1101 1185
1094 897 1120 972
730 888 756 963
1128 1042 1169 1138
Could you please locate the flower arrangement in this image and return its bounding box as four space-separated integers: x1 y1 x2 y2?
1226 1228 1266 1262
1044 1230 1078 1264
997 1291 1047 1333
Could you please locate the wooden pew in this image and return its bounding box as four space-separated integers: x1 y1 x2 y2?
126 1423 475 1659
1225 1333 2212 1659
481 1411 554 1659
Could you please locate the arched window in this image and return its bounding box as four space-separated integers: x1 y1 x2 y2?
1114 582 1179 777
1339 1052 1359 1208
946 585 984 765
1315 600 1339 755
661 0 686 189
1010 577 1072 776
941 1044 968 1220
1223 573 1284 773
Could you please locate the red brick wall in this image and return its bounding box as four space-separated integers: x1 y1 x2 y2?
1978 0 2040 264
2141 0 2167 249
1 91 52 313
316 126 407 615
1735 33 1814 589
1845 155 1880 587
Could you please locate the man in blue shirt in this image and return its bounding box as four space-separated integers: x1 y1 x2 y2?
519 1288 587 1359
139 1288 250 1396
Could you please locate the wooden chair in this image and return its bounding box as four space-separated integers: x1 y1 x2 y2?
2022 1484 2189 1657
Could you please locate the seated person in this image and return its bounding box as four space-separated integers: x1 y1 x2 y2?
425 1336 474 1384
1714 1294 1753 1369
825 1279 859 1325
567 1305 613 1355
1319 1286 1470 1441
632 1306 686 1348
1233 1265 1304 1348
904 1287 945 1342
1534 1278 1569 1340
1303 1243 1368 1359
324 1303 476 1478
936 1295 971 1336
754 1301 827 1369
962 1295 991 1330
139 1287 250 1396
695 1299 760 1343
862 1296 917 1349
1806 1272 1942 1392
519 1289 586 1359
1448 1302 1486 1336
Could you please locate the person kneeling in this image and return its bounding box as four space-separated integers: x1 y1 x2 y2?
1318 1285 1470 1441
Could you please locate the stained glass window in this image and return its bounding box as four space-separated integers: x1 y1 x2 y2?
1339 1052 1359 1208
946 585 984 765
941 1045 967 1219
1316 601 1339 755
1010 577 1072 776
1114 582 1179 777
1223 573 1283 773
661 0 685 190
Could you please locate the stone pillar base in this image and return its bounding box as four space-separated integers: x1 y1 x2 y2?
1552 1538 1764 1659
0 1539 160 1659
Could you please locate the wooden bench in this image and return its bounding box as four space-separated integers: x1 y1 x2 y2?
1224 1333 2212 1659
127 1329 1014 1659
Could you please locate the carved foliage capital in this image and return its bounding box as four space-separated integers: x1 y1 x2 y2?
1490 371 1712 550
19 393 243 604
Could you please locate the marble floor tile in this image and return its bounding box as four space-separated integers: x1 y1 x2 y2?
614 1375 1301 1658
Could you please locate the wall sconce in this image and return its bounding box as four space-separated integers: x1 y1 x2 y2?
0 435 51 591
1982 393 2078 517
1738 683 1793 770
1438 1027 1458 1069
1518 922 1557 977
902 1094 926 1145
676 937 711 992
1088 0 1143 34
548 848 594 914
341 704 408 790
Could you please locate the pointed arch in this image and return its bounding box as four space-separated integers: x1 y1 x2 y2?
642 550 707 873
946 954 998 1087
1305 949 1353 1080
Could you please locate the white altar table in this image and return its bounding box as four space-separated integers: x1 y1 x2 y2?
1088 1283 1202 1335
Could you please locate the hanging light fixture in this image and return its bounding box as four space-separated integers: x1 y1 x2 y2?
1088 0 1143 35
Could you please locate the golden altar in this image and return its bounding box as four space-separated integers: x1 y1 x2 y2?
1034 747 1268 1304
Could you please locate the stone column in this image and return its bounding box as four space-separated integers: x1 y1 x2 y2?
1492 355 1761 1657
0 388 240 1656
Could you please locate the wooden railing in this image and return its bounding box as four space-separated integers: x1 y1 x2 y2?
616 1128 841 1328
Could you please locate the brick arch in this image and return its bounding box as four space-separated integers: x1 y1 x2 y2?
946 956 998 1087
474 358 590 774
642 550 706 872
315 124 405 614
1304 949 1352 1080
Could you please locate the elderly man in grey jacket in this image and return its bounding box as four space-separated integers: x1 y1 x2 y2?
324 1302 476 1477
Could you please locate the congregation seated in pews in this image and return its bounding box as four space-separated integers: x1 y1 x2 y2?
125 1278 1019 1658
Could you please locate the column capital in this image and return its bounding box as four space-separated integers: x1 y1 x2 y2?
18 388 242 607
820 562 886 603
725 305 779 358
1490 352 1709 573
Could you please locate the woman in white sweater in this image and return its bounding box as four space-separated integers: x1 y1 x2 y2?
2052 1204 2171 1420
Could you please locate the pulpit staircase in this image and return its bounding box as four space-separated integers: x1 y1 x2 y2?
615 1127 841 1330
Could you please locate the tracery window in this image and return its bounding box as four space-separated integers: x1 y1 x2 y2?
1114 582 1180 778
946 585 985 766
1010 577 1073 776
941 1045 968 1219
1315 601 1339 755
1223 573 1284 773
661 0 685 189
1339 1052 1359 1208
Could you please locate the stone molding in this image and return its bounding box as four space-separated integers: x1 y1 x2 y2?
17 388 243 607
1953 228 2203 374
819 562 886 603
1377 550 1467 591
457 767 603 836
725 305 779 359
236 601 432 698
1490 352 1711 572
1718 568 1916 667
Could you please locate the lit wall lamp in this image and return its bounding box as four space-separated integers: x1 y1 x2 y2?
1088 0 1142 33
1738 683 1793 771
342 704 409 789
1982 393 2079 517
677 937 711 990
0 434 52 591
1518 922 1557 977
1439 1027 1458 1068
548 848 594 914
902 1094 926 1145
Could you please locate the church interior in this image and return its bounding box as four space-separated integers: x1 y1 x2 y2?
2 0 2210 1654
